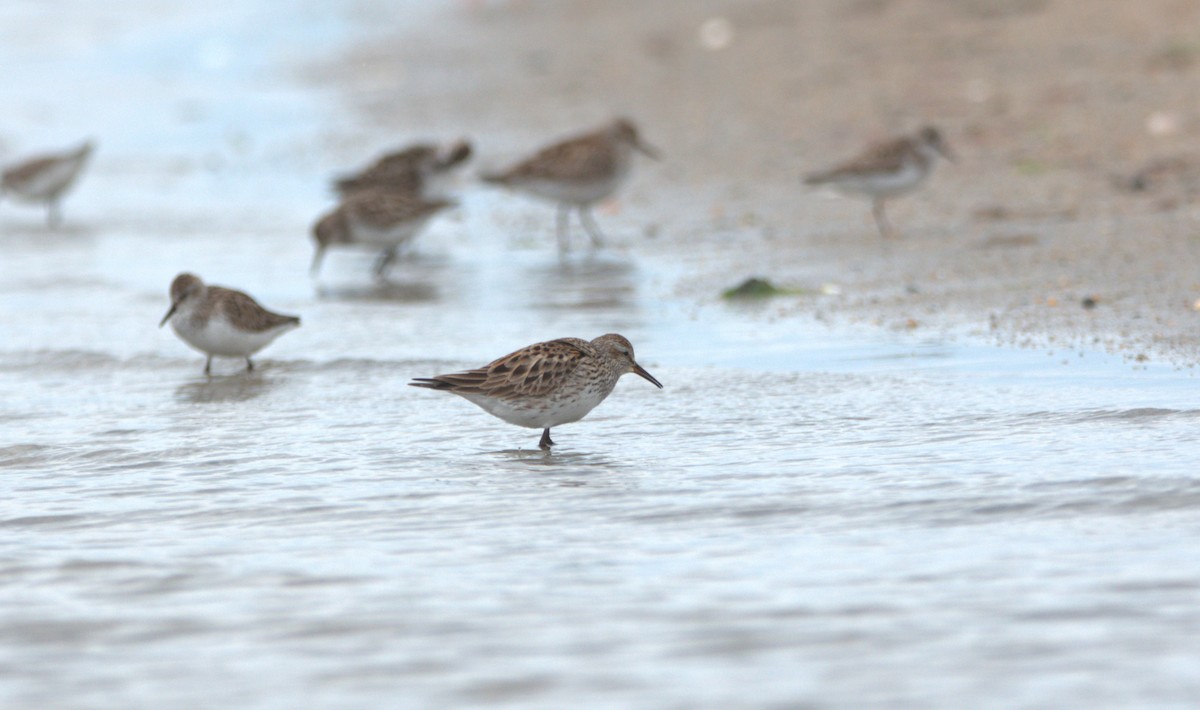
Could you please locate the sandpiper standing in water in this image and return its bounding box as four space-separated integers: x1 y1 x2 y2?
333 139 472 199
160 273 300 375
1 140 96 227
804 126 952 238
310 188 456 278
482 118 659 251
410 333 662 451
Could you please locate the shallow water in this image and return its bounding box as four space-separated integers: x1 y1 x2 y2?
3 3 1200 709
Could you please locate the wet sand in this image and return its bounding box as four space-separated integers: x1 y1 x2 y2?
319 0 1200 365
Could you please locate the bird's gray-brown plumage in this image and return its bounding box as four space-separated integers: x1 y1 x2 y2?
410 333 662 450
804 126 952 238
160 273 300 375
482 118 659 251
333 140 472 198
311 188 456 277
1 140 95 227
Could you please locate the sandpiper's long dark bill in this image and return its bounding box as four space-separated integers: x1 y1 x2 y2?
410 333 662 451
804 125 951 239
160 272 300 375
481 118 658 251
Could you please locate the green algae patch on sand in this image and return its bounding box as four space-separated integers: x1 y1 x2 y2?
722 277 807 300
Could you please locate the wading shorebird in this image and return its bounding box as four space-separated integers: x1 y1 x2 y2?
333 140 472 199
482 118 659 251
310 188 456 278
1 140 96 227
804 126 952 239
410 333 662 451
160 273 300 375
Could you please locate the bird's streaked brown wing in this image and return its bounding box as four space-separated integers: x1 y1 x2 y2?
347 190 453 229
333 145 435 194
211 287 300 332
410 338 594 399
495 131 616 184
806 136 915 183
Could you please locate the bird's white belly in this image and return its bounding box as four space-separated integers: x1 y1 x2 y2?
348 217 423 248
525 179 614 205
458 388 611 429
172 316 294 357
831 161 927 198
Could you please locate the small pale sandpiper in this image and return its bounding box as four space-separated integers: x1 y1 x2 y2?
160 273 300 375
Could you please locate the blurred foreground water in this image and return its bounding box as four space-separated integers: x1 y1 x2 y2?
1 2 1199 708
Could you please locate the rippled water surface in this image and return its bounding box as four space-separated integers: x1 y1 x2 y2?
3 3 1200 708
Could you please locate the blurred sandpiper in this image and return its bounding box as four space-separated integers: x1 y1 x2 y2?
1 140 95 228
311 188 456 278
482 118 659 251
333 140 472 199
804 126 952 239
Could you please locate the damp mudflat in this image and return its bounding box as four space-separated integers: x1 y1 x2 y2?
2 2 1200 708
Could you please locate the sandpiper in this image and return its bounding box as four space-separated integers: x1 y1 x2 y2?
333 140 472 198
159 273 300 375
804 126 952 238
1 140 95 227
410 333 662 450
482 118 659 251
311 188 456 278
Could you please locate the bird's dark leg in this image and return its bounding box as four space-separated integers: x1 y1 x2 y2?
538 428 555 450
310 246 326 278
204 355 213 376
555 203 572 252
245 358 254 372
578 205 606 247
373 247 398 278
871 198 894 239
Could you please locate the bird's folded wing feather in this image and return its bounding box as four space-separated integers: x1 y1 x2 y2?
421 338 594 399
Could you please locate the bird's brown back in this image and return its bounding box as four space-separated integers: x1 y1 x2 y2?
410 338 595 399
806 135 921 183
208 287 300 332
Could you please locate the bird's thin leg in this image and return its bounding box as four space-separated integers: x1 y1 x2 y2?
578 205 606 247
246 358 254 372
204 355 213 376
539 428 555 450
555 203 571 252
47 200 62 229
373 247 397 278
310 246 326 278
871 198 894 239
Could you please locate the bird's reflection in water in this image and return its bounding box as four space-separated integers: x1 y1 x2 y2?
315 279 438 304
525 255 638 312
175 370 277 404
313 253 454 303
1 220 96 242
488 447 626 472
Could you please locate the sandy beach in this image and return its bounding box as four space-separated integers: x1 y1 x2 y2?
319 0 1200 365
